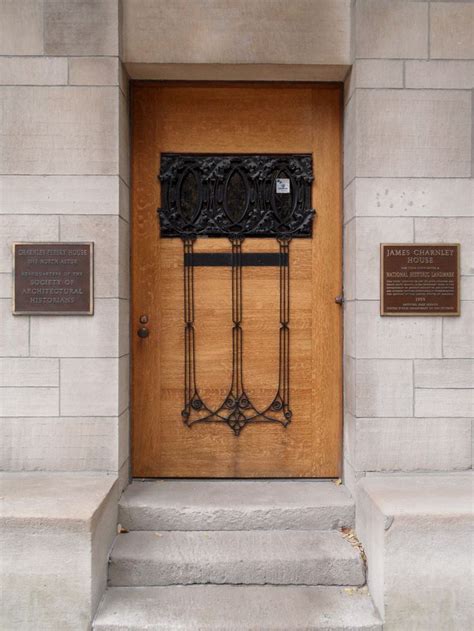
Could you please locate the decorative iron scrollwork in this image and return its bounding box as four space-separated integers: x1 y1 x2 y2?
181 237 292 435
158 154 314 435
159 154 315 238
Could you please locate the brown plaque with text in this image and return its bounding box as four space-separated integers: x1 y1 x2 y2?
381 243 460 316
13 242 93 315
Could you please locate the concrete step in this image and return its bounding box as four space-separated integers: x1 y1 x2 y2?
109 530 365 587
94 585 382 630
119 480 354 531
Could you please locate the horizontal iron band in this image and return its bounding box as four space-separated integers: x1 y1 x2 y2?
184 252 288 267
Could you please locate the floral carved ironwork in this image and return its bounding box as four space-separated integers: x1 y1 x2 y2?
158 154 315 238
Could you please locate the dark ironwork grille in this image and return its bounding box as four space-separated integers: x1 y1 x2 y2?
158 154 314 238
158 153 315 435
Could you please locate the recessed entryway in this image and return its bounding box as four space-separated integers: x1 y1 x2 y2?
131 84 343 478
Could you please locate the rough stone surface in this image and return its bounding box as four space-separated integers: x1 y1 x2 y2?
0 358 59 387
354 302 442 359
349 416 472 472
351 217 413 300
117 411 130 472
109 530 365 587
119 91 131 185
0 0 43 55
355 0 428 59
0 175 121 215
0 387 59 417
118 221 130 299
430 2 474 59
119 480 355 531
343 92 356 186
415 359 473 389
0 472 118 630
343 178 355 223
350 178 473 218
354 89 471 177
0 273 10 298
344 299 357 357
344 357 356 416
0 472 117 527
60 357 123 416
351 359 413 417
415 217 473 276
406 60 474 89
0 57 68 86
345 60 405 104
60 215 123 298
69 57 120 86
443 301 474 358
119 178 130 222
461 276 473 301
343 223 356 301
44 0 119 56
94 585 382 630
30 299 120 357
118 355 130 415
0 415 127 472
356 474 473 630
415 389 473 418
122 0 351 65
0 87 118 175
0 214 58 273
0 299 29 357
354 59 404 89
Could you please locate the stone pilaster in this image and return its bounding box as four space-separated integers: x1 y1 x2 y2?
343 0 473 488
0 0 130 485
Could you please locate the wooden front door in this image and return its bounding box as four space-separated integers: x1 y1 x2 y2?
131 84 342 478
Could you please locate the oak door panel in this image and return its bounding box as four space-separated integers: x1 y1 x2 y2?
131 84 342 478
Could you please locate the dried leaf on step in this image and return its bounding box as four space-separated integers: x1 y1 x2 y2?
345 586 368 596
340 528 367 565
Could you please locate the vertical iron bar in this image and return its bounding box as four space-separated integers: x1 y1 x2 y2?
183 238 196 422
230 238 244 400
278 238 291 415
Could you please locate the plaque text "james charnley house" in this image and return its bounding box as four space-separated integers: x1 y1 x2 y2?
381 244 460 316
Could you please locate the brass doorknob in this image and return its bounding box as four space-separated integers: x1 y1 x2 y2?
137 327 149 338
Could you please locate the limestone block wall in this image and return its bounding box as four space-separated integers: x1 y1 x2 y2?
0 0 130 485
1 0 471 485
343 0 473 489
122 0 352 78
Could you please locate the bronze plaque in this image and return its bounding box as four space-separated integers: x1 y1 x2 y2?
13 243 93 315
381 243 460 316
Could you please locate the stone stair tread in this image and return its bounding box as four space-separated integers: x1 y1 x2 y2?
109 530 365 586
119 480 354 531
94 585 382 630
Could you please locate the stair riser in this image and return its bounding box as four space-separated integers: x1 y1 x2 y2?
119 480 356 531
109 559 365 587
119 507 355 532
93 586 383 630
